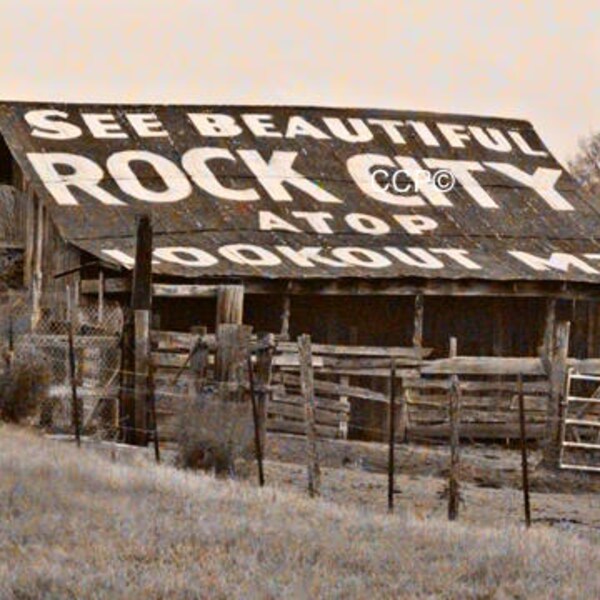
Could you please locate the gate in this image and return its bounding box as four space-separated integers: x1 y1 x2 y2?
559 369 600 472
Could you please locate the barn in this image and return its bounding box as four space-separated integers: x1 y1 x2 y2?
1 102 600 460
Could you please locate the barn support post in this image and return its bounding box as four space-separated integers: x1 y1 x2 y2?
216 284 244 328
280 294 291 340
543 320 570 466
298 334 321 498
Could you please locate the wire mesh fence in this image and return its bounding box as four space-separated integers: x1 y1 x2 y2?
0 292 123 436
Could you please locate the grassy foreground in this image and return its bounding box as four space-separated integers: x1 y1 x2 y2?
0 427 598 599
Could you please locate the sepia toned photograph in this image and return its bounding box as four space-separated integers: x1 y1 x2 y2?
0 1 598 598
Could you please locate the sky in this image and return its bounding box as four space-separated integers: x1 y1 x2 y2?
0 0 598 163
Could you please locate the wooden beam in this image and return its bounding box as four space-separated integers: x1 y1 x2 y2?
81 277 600 300
543 320 570 466
216 284 244 327
298 334 321 498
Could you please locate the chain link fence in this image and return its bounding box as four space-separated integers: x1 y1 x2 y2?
1 291 123 436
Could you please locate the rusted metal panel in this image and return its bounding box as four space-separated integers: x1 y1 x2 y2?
1 101 600 282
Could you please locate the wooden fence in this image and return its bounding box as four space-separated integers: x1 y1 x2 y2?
146 327 600 445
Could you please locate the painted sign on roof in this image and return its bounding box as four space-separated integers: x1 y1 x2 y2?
1 102 599 281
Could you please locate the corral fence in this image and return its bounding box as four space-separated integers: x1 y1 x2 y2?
147 327 572 446
2 294 599 474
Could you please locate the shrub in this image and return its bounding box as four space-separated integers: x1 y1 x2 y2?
0 351 50 423
176 386 255 477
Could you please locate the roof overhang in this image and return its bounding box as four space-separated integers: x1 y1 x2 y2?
1 101 599 283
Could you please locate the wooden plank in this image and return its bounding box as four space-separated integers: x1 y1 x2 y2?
421 357 544 376
153 283 218 297
271 393 351 413
277 341 431 359
565 418 600 428
407 394 548 411
280 373 387 402
280 366 420 378
409 423 546 440
408 411 547 424
267 402 345 426
274 354 420 369
266 417 339 439
569 358 600 374
403 378 550 393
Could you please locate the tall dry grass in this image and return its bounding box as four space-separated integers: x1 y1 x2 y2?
0 426 598 599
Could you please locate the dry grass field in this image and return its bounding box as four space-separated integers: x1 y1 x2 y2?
1 426 599 599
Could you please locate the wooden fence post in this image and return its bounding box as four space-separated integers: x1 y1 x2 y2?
517 373 531 527
189 326 209 397
134 309 150 446
388 359 397 513
543 320 570 466
448 336 460 521
247 355 265 487
255 332 275 449
215 323 251 401
148 357 160 464
119 306 135 443
130 214 153 446
298 334 321 498
66 285 81 447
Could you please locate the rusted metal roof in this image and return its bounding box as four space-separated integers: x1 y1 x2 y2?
1 101 600 282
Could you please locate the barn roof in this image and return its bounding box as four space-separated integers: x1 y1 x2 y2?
1 101 600 283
